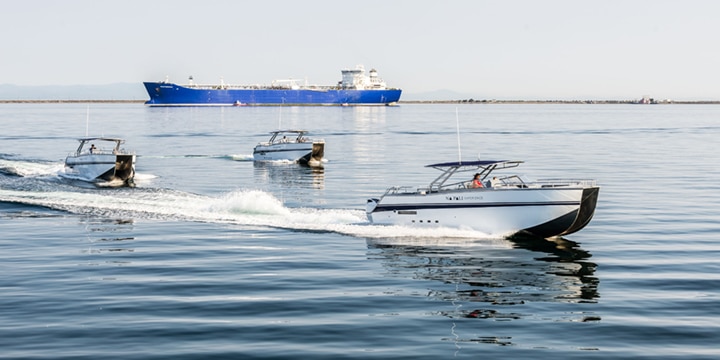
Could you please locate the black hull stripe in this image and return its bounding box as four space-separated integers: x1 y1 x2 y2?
372 201 579 212
559 187 600 236
519 209 578 238
66 162 118 166
254 149 312 155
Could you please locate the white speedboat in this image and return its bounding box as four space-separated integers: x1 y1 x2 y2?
62 137 136 186
253 130 324 166
366 160 599 238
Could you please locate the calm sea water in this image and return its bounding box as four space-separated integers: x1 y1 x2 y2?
1 103 719 359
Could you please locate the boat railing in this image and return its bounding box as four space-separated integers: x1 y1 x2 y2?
72 148 111 156
533 178 597 187
494 176 595 188
71 147 134 157
437 180 472 191
381 178 595 196
383 186 431 196
262 137 324 146
298 137 324 144
386 181 478 194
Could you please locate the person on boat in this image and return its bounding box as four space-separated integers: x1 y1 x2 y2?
471 173 484 188
89 144 97 154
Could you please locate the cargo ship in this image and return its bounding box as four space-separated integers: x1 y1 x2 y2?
143 65 402 106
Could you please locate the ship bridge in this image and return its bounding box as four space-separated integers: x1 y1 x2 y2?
340 65 387 90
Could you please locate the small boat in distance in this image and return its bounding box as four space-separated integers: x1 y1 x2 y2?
366 160 599 238
61 137 136 187
253 130 325 167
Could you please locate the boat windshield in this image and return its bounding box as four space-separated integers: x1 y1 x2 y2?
75 137 124 155
267 130 308 143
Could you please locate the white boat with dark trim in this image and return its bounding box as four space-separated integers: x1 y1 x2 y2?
366 160 599 238
61 137 136 186
252 130 325 166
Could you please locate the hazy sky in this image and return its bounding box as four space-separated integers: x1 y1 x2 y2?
3 0 719 100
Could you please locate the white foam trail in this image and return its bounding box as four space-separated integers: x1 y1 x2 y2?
207 190 292 216
228 154 254 161
256 159 296 165
0 187 498 240
200 190 490 238
0 158 160 186
0 159 63 177
132 172 158 185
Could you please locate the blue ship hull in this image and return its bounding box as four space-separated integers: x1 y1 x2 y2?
143 82 402 106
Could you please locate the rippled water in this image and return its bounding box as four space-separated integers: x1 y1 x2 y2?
1 103 719 359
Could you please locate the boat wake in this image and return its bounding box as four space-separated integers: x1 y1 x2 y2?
141 154 245 160
0 157 497 240
0 188 496 241
227 155 329 165
1 157 157 187
0 158 63 178
227 154 254 161
0 188 496 239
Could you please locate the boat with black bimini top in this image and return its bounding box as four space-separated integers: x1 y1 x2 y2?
366 160 599 238
252 130 325 167
61 137 136 187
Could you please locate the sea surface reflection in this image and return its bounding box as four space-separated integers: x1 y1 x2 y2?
252 161 325 190
367 235 599 320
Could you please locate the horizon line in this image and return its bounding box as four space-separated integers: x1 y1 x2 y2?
2 99 720 105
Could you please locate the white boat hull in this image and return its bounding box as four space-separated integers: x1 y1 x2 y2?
367 186 599 238
253 142 324 165
62 153 136 185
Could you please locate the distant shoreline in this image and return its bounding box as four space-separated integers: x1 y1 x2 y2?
1 99 719 105
400 99 720 105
